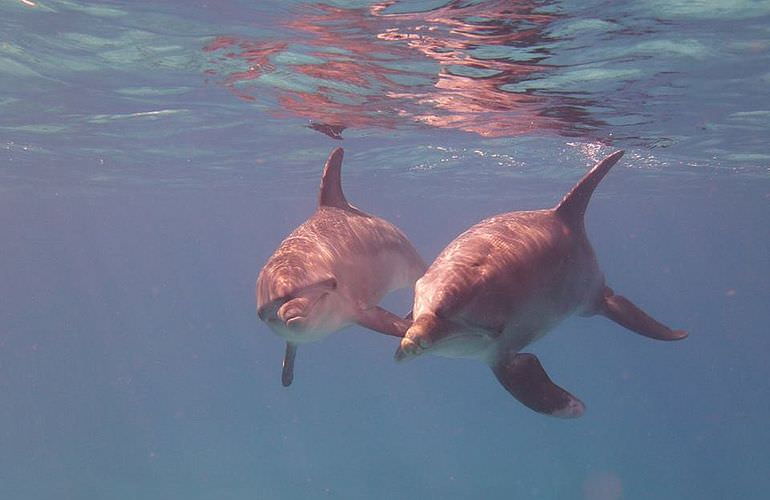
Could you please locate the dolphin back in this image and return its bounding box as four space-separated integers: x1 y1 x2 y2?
318 147 352 209
554 150 624 227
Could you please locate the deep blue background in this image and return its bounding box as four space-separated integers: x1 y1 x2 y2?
2 1 769 499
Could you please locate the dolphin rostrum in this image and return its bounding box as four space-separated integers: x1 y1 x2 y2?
395 150 687 418
257 147 426 386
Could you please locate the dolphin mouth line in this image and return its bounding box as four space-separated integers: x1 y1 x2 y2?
277 290 329 325
397 330 493 361
286 314 307 322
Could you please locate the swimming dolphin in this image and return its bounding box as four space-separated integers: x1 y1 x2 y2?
395 150 687 418
257 147 426 386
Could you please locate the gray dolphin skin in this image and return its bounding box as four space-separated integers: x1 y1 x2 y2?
257 147 426 386
395 150 687 418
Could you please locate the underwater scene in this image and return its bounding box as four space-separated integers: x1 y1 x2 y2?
1 1 769 498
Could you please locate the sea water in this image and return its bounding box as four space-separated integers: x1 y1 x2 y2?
1 1 769 499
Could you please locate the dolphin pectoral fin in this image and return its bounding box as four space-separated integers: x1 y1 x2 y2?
355 306 411 338
281 342 297 387
492 353 585 418
600 287 688 341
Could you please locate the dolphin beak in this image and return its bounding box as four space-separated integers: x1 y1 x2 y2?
285 316 309 332
394 337 423 362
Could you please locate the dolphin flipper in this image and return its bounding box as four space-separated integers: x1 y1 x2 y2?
492 353 585 418
281 342 297 387
356 306 411 338
600 287 688 341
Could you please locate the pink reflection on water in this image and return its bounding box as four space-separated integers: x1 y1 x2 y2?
204 1 600 138
204 37 287 102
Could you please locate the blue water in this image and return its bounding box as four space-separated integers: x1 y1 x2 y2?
1 1 769 498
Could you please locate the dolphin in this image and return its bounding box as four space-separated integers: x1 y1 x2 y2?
257 147 426 386
395 150 687 418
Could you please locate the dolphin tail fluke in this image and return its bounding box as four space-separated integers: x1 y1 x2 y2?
318 147 352 209
598 287 688 341
355 306 411 338
492 352 585 418
555 150 624 227
282 342 297 387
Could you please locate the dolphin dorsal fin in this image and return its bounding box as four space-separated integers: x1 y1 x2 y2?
318 147 352 209
555 150 624 227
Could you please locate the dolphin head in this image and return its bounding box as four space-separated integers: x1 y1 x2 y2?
396 309 497 361
395 313 452 361
257 277 346 343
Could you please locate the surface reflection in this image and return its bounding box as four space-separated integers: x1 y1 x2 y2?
204 1 604 138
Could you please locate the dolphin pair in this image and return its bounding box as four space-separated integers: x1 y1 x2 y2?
257 148 686 417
